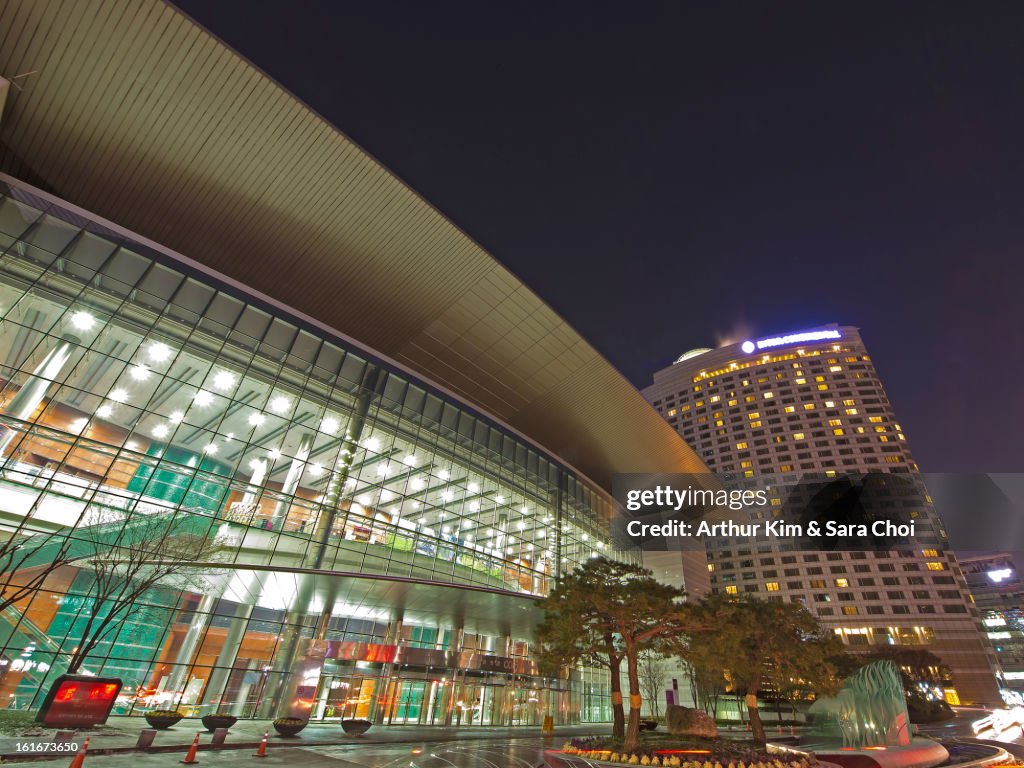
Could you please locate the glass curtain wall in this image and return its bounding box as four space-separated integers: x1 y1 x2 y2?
0 181 623 723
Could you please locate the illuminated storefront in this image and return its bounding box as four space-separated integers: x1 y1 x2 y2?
0 179 621 723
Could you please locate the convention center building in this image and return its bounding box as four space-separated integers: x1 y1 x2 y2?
0 0 708 725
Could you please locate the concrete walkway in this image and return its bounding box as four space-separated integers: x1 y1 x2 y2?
0 717 610 760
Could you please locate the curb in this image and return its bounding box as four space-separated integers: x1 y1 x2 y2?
0 729 606 762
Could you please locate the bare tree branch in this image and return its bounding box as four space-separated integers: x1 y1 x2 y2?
64 513 223 674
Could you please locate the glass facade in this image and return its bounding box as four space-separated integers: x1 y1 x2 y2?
0 180 623 724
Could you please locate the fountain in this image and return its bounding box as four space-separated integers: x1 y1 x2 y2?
799 661 949 768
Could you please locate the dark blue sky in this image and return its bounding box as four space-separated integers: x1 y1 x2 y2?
175 1 1023 472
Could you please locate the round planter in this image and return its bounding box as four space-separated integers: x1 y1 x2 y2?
144 711 184 730
272 719 308 737
341 718 372 736
201 714 238 732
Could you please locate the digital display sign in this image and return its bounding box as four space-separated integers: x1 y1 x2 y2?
36 675 122 727
741 328 841 353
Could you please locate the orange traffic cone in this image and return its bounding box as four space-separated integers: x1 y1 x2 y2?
254 730 269 758
180 732 200 765
68 737 89 768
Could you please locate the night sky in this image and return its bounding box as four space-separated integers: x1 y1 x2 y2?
174 1 1023 473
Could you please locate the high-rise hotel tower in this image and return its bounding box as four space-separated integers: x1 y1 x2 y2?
643 325 1001 705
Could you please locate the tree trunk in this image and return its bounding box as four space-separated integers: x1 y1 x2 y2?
688 666 699 709
603 633 625 738
609 653 626 738
623 649 643 753
747 671 765 744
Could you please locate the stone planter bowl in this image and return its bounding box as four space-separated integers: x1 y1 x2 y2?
272 718 308 737
341 718 372 736
201 714 238 732
144 710 184 729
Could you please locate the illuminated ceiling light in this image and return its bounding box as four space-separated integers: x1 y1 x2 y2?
248 458 264 471
130 364 151 381
412 501 421 509
462 520 472 529
268 448 282 460
495 495 505 504
344 477 356 488
203 442 218 454
69 417 89 434
212 371 236 391
147 342 172 362
442 526 451 534
520 506 529 515
225 432 234 441
269 395 290 414
597 542 605 549
125 440 139 451
151 423 169 438
96 404 113 419
469 501 480 512
380 489 394 503
248 412 266 427
108 388 129 404
410 478 425 491
402 454 417 467
438 469 450 481
468 482 480 494
441 490 454 503
321 416 340 435
70 311 95 331
517 521 526 531
308 463 323 477
363 436 381 452
582 533 589 541
537 530 546 538
193 390 213 407
357 494 371 506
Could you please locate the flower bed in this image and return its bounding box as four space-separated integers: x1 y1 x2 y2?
561 739 818 768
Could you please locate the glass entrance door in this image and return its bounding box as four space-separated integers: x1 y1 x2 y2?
383 677 448 725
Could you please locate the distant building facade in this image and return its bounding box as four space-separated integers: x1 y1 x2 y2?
960 553 1023 696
